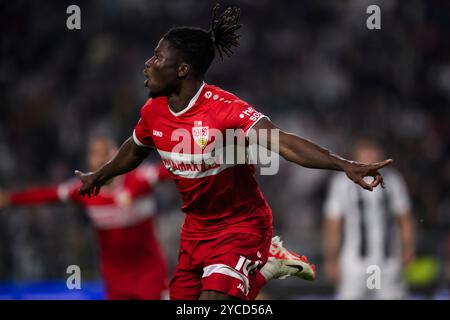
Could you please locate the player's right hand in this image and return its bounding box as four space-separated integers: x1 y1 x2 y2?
0 191 11 209
74 170 103 197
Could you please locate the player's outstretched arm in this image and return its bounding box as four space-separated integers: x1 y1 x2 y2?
251 118 392 191
75 137 152 197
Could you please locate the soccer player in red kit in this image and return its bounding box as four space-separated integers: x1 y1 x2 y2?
75 5 392 300
0 137 170 299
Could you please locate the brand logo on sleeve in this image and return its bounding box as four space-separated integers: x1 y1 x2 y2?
153 130 163 137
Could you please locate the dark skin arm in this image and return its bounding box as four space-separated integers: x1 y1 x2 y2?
251 118 392 191
75 137 152 196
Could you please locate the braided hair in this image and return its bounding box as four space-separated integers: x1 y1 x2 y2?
163 4 242 77
209 4 242 61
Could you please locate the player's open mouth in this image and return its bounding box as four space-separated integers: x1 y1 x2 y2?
143 69 151 87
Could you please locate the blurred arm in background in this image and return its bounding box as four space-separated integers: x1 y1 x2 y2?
398 213 415 266
322 174 345 284
323 216 343 284
390 170 415 267
0 186 68 208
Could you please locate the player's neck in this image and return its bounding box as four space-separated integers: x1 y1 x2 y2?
167 79 203 113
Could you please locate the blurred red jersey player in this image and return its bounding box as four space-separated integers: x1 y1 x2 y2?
0 137 170 299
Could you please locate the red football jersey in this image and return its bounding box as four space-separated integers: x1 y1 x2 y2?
9 164 170 299
133 83 273 240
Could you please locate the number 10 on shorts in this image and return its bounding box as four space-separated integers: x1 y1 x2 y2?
235 256 262 276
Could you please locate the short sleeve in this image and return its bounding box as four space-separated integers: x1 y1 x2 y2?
387 170 411 216
324 174 345 219
219 99 269 136
133 100 154 147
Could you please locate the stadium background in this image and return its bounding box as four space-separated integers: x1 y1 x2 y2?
0 0 449 299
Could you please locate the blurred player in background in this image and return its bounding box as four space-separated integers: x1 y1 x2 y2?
323 139 414 299
75 5 392 300
0 136 170 299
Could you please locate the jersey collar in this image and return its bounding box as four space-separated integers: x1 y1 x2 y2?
168 82 205 117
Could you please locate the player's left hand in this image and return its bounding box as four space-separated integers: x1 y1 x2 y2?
343 159 393 191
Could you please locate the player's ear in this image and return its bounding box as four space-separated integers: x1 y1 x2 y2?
178 63 190 78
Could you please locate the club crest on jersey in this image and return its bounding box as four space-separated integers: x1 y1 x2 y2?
192 121 209 149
